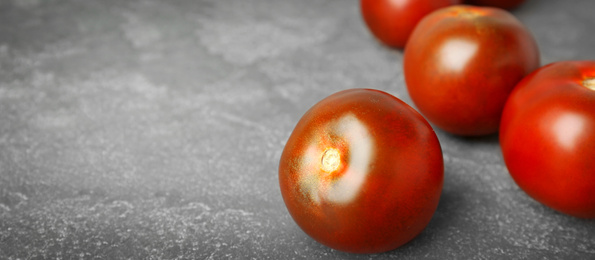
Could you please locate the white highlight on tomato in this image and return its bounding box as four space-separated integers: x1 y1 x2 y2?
440 38 478 72
552 112 585 151
388 0 408 8
298 114 374 205
325 114 373 204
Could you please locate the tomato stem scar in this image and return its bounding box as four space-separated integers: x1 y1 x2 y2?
321 148 341 173
458 11 479 19
584 78 595 91
451 6 485 18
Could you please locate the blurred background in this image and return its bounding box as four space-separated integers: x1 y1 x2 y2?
0 0 593 259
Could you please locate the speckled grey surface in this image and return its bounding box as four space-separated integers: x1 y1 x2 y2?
0 0 594 259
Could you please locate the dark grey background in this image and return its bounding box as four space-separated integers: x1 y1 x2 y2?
0 0 594 259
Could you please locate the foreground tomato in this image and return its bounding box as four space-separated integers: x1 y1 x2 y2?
360 0 461 48
500 61 595 219
466 0 526 10
279 89 444 253
404 5 540 136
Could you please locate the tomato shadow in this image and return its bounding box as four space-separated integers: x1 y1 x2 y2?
315 181 469 258
393 182 468 253
298 187 465 258
379 159 475 256
442 131 500 145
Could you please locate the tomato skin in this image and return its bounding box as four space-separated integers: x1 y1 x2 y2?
466 0 526 10
360 0 462 48
500 61 595 219
403 5 540 136
279 89 444 253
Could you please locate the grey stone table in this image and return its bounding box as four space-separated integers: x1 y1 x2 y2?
0 0 594 259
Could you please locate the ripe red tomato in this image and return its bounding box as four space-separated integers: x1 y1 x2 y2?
403 5 540 136
360 0 462 48
466 0 526 10
279 89 444 253
500 61 595 219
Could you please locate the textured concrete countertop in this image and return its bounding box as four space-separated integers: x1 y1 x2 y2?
0 0 594 259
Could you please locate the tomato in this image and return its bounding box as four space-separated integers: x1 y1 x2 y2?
403 5 540 136
360 0 462 48
279 89 444 253
465 0 526 10
500 61 595 219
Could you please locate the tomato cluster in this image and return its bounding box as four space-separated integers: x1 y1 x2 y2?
360 0 526 49
360 0 462 48
280 0 594 255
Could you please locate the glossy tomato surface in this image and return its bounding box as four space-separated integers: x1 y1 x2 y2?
403 5 540 136
466 0 526 10
360 0 461 48
279 89 444 253
500 61 595 219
